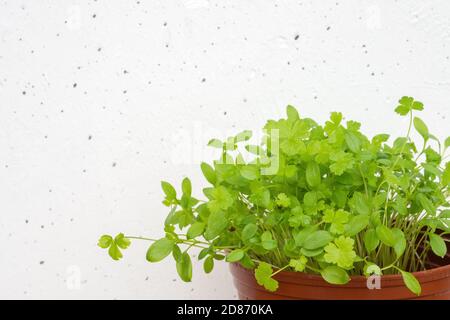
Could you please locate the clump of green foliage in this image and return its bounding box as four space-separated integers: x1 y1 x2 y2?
99 97 450 295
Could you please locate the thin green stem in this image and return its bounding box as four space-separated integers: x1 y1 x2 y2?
271 264 290 277
125 236 158 242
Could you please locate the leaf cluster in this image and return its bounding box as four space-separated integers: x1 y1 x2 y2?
99 97 450 295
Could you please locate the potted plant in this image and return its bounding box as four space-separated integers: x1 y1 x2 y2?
98 96 450 299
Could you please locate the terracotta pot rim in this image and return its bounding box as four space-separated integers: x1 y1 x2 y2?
282 263 450 282
231 235 450 299
231 260 450 285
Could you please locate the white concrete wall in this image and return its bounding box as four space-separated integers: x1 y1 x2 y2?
0 0 449 299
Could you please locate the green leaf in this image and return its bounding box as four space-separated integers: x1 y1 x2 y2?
255 262 278 292
445 137 450 149
395 96 421 116
423 163 441 177
249 189 271 208
275 193 291 208
382 168 400 186
345 131 360 153
204 210 228 240
261 231 278 250
289 256 308 272
306 162 321 187
114 233 131 249
372 133 390 145
400 271 421 296
281 137 305 156
172 244 182 261
364 263 382 276
303 230 333 250
207 186 234 213
364 229 379 253
345 214 369 236
242 223 258 241
186 222 205 239
413 117 429 140
98 235 113 249
203 256 214 273
424 147 441 164
442 162 450 186
395 97 411 115
161 181 177 200
286 105 300 122
353 192 370 215
320 266 350 285
208 138 223 148
304 191 318 208
394 96 423 115
437 210 450 231
330 112 342 125
392 228 406 258
417 193 436 216
332 189 348 208
226 249 245 262
412 100 424 111
214 254 225 260
240 165 260 180
198 248 211 261
395 104 410 116
394 197 408 216
330 151 354 176
176 252 192 282
324 236 356 269
164 206 177 226
376 225 396 247
98 234 130 261
294 226 317 247
300 247 323 257
108 243 123 261
181 177 192 197
429 233 447 258
322 209 349 234
288 212 311 228
200 162 217 185
239 253 255 269
146 238 174 262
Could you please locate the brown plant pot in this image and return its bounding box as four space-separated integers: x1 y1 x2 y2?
230 239 450 300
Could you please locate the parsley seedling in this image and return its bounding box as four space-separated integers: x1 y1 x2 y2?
99 97 449 296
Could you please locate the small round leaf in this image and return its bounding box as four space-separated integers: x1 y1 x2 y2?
146 238 174 262
321 266 350 285
226 249 245 262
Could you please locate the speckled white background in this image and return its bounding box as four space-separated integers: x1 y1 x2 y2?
0 0 449 299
